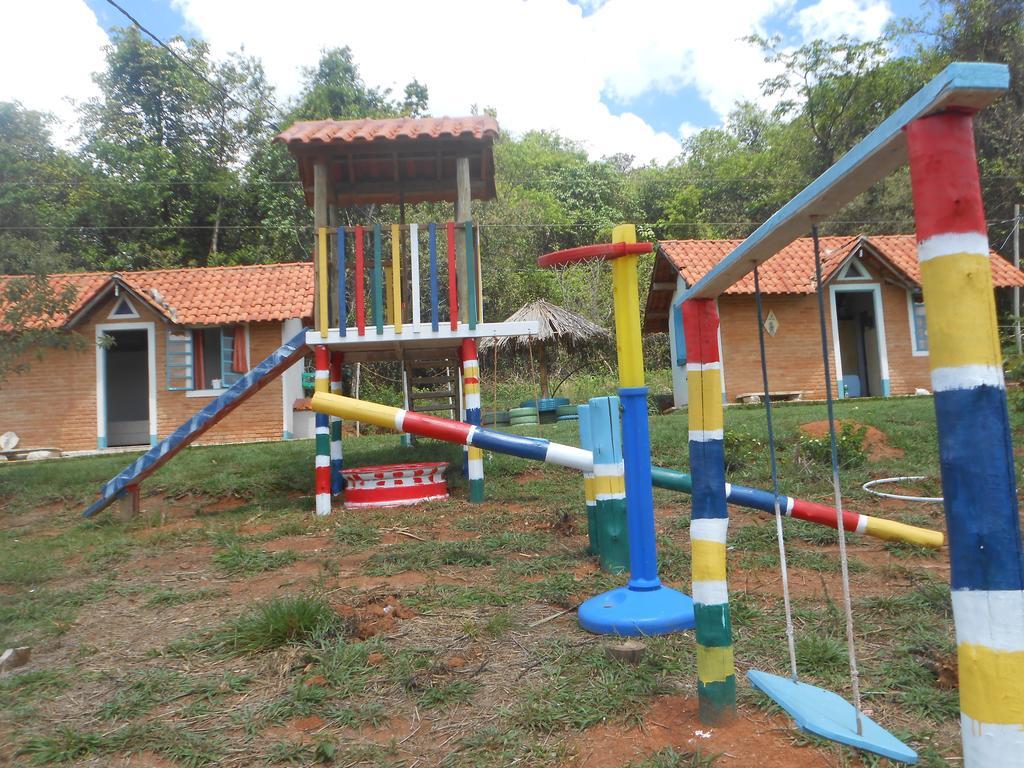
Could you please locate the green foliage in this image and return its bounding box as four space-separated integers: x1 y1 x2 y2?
193 594 345 655
797 421 868 468
212 542 298 575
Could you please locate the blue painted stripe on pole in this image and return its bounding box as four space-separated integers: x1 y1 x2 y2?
429 223 439 332
469 427 550 463
690 438 728 520
337 227 346 336
589 396 623 467
726 483 782 515
578 403 592 453
935 385 1024 591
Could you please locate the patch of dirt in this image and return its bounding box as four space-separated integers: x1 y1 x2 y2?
263 534 330 553
331 595 416 639
800 420 904 461
565 694 830 767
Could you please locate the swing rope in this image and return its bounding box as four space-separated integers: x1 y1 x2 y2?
812 223 864 735
753 265 799 683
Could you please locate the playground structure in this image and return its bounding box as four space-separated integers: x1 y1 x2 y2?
77 62 1022 767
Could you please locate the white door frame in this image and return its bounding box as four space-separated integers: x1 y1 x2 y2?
828 283 890 398
95 322 158 448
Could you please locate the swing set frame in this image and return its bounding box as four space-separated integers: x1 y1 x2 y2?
679 61 1022 767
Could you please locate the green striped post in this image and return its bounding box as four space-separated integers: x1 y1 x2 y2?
373 223 384 335
464 221 478 330
589 396 629 574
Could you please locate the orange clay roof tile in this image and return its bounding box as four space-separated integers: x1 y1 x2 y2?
275 116 499 147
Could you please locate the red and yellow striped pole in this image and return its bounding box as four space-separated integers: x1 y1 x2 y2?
313 345 331 516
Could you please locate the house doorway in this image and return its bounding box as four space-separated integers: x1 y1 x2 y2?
833 290 883 397
103 329 151 446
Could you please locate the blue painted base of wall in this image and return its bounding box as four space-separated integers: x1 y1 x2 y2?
97 437 107 449
149 435 157 447
283 430 293 440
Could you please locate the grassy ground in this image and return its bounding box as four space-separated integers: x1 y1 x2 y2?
0 392 1009 766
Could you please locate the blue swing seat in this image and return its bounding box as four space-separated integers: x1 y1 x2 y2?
747 670 918 764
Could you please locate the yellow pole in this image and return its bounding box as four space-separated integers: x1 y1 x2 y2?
391 223 403 334
610 224 644 387
317 227 329 338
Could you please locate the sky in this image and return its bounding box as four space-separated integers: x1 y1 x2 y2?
4 0 928 164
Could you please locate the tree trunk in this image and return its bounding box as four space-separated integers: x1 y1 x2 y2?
538 341 550 399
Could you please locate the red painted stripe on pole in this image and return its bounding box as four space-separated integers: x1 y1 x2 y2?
907 112 987 242
316 467 331 495
447 220 458 330
314 344 329 370
790 498 861 533
403 410 474 445
330 351 344 381
355 225 366 336
682 298 721 364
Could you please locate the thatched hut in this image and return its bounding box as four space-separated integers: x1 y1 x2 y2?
484 299 610 398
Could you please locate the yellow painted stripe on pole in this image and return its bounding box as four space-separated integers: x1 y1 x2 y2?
384 265 394 324
958 644 1024 725
864 515 944 548
593 474 626 497
697 645 735 684
611 224 644 388
920 254 1001 370
691 541 727 581
312 391 398 430
317 227 329 337
687 369 724 432
391 224 403 334
583 476 596 504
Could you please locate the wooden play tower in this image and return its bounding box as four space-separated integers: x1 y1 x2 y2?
275 116 537 513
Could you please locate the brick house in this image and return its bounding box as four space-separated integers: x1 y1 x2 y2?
643 234 1024 407
0 263 313 452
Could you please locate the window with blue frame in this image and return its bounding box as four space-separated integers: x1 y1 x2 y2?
909 291 928 353
166 326 248 391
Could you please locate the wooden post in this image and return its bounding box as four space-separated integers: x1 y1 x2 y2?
116 484 140 521
313 161 329 334
328 203 339 330
455 157 471 323
538 341 550 399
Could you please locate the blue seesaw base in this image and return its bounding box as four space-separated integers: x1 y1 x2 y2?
747 670 917 764
578 585 695 636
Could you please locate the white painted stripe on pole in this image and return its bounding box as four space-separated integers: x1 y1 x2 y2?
330 441 342 461
595 492 626 501
315 494 332 517
463 361 479 372
931 364 1005 392
315 455 331 468
593 461 624 476
468 459 484 480
855 515 868 534
410 223 421 332
724 482 732 495
545 442 594 472
394 409 406 431
686 361 721 373
689 429 724 442
952 589 1024 651
465 393 481 410
315 426 330 435
917 232 990 263
466 425 478 447
785 497 794 515
961 714 1024 767
691 517 728 543
692 580 729 606
315 369 329 379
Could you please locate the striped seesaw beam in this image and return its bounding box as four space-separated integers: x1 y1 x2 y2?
308 392 943 547
649 467 943 548
907 111 1024 766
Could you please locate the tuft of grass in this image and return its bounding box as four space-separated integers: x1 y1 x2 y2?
192 595 346 655
18 723 222 767
98 668 250 721
212 542 298 576
628 747 718 767
367 540 495 575
418 679 479 709
145 587 223 607
332 520 380 550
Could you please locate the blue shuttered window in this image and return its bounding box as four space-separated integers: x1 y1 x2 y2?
166 331 194 391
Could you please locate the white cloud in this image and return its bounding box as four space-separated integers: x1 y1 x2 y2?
171 0 794 164
796 0 893 40
0 0 107 141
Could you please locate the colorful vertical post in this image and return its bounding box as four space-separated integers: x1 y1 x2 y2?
446 221 458 331
906 111 1024 766
314 345 331 516
578 403 598 556
355 225 366 336
461 338 484 502
337 227 346 337
683 297 735 724
391 223 403 334
373 223 384 335
317 227 329 338
410 223 421 332
429 223 439 332
329 351 344 496
589 395 629 574
465 220 478 330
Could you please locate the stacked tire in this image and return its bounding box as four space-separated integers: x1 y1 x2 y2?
556 404 579 422
508 406 539 426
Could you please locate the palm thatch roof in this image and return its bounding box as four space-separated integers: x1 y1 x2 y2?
484 299 610 350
